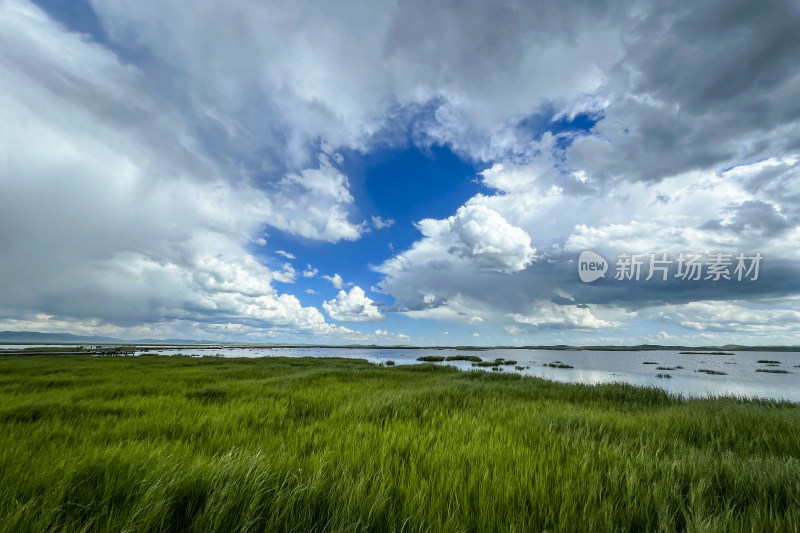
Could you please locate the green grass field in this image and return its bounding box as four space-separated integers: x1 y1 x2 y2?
0 355 798 532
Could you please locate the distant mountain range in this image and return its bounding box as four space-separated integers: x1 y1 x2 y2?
0 331 207 344
1 331 799 351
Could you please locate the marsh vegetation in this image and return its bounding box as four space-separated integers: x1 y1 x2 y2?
0 355 798 532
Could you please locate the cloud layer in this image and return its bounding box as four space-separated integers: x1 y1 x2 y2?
1 0 800 343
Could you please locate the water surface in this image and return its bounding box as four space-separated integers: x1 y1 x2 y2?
135 346 800 403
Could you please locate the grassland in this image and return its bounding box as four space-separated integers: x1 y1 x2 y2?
0 355 799 532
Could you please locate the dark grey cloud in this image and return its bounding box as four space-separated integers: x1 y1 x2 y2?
701 200 792 238
381 250 800 316
628 0 800 118
567 0 800 185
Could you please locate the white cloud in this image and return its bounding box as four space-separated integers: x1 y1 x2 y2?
275 250 296 260
302 265 318 278
192 254 280 296
0 0 354 341
379 204 535 280
372 216 395 229
448 205 536 273
321 273 349 289
511 303 622 330
503 325 526 335
374 204 541 326
363 328 410 343
645 300 800 334
268 155 367 242
0 252 354 340
323 286 385 322
86 0 626 163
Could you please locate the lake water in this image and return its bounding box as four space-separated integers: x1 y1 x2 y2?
3 344 798 402
130 346 800 403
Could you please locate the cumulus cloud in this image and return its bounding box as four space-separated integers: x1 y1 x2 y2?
448 205 536 272
374 204 540 325
321 274 348 289
379 205 535 283
275 250 296 260
510 303 622 330
323 286 385 322
267 155 366 242
371 329 410 343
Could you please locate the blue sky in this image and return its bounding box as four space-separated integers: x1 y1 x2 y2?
2 0 800 345
250 143 492 341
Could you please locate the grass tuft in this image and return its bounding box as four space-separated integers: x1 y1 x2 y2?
444 355 482 362
545 362 574 369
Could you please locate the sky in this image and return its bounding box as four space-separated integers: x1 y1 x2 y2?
1 0 800 345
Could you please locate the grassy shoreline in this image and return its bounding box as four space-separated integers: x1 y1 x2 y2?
1 355 798 532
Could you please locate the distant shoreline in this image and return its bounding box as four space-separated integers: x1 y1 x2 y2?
2 342 800 353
